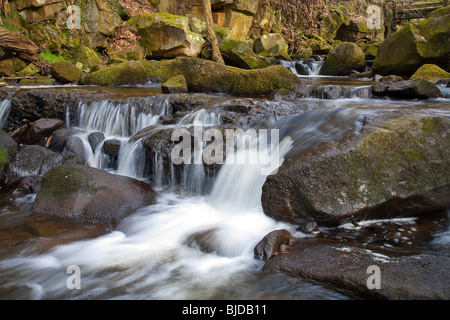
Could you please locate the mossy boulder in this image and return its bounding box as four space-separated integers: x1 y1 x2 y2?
80 60 150 86
220 38 269 69
127 13 205 59
262 113 450 226
73 46 103 71
373 7 450 76
253 33 291 61
32 164 157 228
161 57 305 97
50 60 82 84
0 59 15 77
323 42 365 76
410 64 450 82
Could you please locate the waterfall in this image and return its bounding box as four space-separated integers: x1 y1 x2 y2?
280 60 324 77
67 97 170 176
0 99 11 129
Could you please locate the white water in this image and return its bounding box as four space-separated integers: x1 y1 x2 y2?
281 60 324 77
0 130 298 299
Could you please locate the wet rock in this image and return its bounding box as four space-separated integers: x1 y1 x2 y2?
48 128 82 153
7 89 79 132
65 135 87 163
382 79 443 99
262 113 450 226
23 118 65 145
103 139 121 157
88 132 105 152
254 229 293 261
2 175 41 194
32 164 157 228
263 238 450 299
300 221 319 234
184 228 219 254
4 145 63 185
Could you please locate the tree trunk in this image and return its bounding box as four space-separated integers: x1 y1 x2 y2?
202 0 224 64
0 27 40 62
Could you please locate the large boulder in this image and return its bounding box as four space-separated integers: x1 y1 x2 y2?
127 13 205 59
323 42 365 76
373 7 450 77
50 60 82 84
263 238 450 300
4 145 63 185
32 164 157 228
220 39 269 69
262 113 450 226
162 57 305 96
253 33 291 61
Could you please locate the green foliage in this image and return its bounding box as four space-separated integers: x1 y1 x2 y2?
40 51 74 64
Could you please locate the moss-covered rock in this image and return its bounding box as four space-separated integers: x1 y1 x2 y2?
80 60 150 86
18 78 56 86
50 60 82 84
17 63 40 77
162 74 188 93
323 42 365 76
73 46 103 71
373 7 450 76
161 57 304 96
32 164 157 228
262 113 450 226
0 59 15 77
410 64 450 82
220 38 269 69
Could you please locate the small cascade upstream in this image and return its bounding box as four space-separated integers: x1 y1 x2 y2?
280 60 324 77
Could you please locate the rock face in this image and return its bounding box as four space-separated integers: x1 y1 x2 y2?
263 238 450 300
262 113 450 226
323 42 365 76
373 7 450 77
32 164 157 228
127 13 205 59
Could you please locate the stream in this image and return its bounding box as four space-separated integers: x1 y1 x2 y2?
0 71 449 300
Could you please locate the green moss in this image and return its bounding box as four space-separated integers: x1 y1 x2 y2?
40 51 74 64
411 64 450 81
80 61 149 86
40 165 103 198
